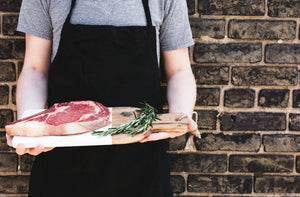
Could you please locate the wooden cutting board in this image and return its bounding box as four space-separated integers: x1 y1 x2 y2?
109 107 197 144
11 107 199 148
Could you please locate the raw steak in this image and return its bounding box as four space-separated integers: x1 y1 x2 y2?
6 100 110 137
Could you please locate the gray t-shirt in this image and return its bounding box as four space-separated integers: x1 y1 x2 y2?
17 0 194 62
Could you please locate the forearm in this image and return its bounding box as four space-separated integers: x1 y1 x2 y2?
167 69 196 115
16 68 48 119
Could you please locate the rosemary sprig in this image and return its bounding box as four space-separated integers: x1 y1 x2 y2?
92 102 161 136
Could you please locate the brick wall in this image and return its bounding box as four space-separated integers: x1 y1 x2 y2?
170 0 300 196
0 0 29 196
1 0 300 196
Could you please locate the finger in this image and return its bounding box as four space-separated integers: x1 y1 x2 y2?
43 147 55 152
28 145 45 156
188 120 198 131
6 134 13 147
16 144 27 155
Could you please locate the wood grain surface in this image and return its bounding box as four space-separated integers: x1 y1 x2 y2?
111 107 192 144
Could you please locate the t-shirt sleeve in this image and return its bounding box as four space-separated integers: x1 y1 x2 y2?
159 0 194 51
17 0 53 40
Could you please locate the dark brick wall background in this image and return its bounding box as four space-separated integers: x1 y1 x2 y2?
2 0 300 196
174 0 300 196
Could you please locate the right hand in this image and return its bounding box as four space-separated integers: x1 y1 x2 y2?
6 134 54 156
140 120 198 143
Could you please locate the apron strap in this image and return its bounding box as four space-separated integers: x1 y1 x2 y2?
66 0 152 26
142 0 153 26
66 0 76 24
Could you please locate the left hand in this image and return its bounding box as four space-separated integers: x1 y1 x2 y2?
6 134 54 156
140 120 197 143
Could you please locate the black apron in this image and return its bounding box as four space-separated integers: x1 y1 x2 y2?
28 0 172 196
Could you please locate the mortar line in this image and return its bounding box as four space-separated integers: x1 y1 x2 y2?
254 86 259 108
200 14 300 21
224 17 229 38
296 17 300 41
167 150 299 156
265 0 268 17
171 171 296 176
194 0 198 16
293 154 297 174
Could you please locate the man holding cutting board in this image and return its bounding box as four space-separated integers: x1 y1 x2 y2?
6 0 197 196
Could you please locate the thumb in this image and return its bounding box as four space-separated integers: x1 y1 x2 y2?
6 134 13 147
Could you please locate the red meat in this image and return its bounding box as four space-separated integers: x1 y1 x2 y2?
6 100 110 137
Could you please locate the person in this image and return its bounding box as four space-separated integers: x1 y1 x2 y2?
6 0 197 196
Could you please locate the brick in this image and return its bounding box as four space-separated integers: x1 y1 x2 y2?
194 43 262 63
220 112 286 131
196 110 217 130
232 66 297 86
170 175 185 194
280 195 300 197
160 85 167 105
187 0 195 15
293 90 300 108
268 0 300 17
259 89 289 108
296 156 300 172
0 109 13 128
168 134 189 151
17 61 23 76
196 88 219 106
169 153 227 173
0 175 29 194
0 39 25 59
266 44 300 63
188 175 252 193
0 85 9 105
289 114 300 131
263 134 300 152
0 62 16 81
0 132 13 151
12 85 16 105
192 65 229 85
228 20 296 40
255 175 300 193
194 133 261 152
280 196 300 197
20 154 35 172
0 153 18 172
229 154 293 173
198 0 264 16
0 0 21 12
3 14 23 36
224 89 255 108
189 18 225 39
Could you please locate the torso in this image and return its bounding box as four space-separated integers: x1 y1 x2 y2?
41 0 165 61
28 1 173 196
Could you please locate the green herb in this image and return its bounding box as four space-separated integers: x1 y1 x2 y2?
92 102 160 136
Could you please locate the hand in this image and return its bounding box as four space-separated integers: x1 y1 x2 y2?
140 120 198 143
6 134 54 156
